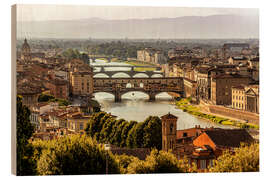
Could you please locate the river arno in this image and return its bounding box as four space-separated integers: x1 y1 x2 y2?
90 59 234 130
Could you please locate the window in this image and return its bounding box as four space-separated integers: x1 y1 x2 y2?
209 159 214 167
183 132 188 137
170 123 174 134
79 123 84 130
200 160 207 169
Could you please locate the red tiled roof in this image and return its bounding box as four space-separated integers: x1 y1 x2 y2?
204 129 254 148
232 85 245 90
161 113 178 120
212 73 249 79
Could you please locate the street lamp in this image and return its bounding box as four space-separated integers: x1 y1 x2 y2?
104 144 111 174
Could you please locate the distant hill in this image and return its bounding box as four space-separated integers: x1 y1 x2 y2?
17 15 259 39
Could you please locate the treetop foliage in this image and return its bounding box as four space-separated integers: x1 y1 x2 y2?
85 112 162 149
209 143 259 172
127 149 189 174
32 135 120 175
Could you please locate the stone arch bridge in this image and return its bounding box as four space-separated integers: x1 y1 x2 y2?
93 65 164 78
93 77 184 102
89 55 113 63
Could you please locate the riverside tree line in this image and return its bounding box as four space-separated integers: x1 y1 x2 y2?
16 97 259 175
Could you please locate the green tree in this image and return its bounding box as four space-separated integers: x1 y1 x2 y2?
120 121 137 147
109 119 126 145
99 117 117 143
209 143 259 172
38 93 54 102
16 96 35 175
126 123 139 148
143 116 162 150
132 122 146 148
127 149 188 174
85 112 107 138
35 135 120 175
115 154 139 174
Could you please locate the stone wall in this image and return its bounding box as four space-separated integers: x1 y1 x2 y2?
208 105 259 125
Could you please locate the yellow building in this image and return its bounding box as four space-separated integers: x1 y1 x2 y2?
232 84 259 114
232 85 246 110
67 112 90 133
70 71 93 96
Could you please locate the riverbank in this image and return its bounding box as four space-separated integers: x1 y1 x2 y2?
175 98 259 130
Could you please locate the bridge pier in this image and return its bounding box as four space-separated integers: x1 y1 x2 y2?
115 92 121 102
100 66 105 72
149 92 156 101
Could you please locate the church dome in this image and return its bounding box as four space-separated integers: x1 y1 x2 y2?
21 38 30 52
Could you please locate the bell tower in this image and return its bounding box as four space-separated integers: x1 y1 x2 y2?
161 112 177 151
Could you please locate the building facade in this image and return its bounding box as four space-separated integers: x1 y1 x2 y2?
67 112 90 133
137 48 167 64
161 113 178 151
47 78 69 100
70 71 94 96
232 84 259 114
161 113 254 171
211 73 250 105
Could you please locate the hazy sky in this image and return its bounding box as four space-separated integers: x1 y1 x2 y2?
17 4 259 21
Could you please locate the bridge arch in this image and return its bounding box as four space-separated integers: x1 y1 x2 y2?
93 92 115 99
151 74 163 78
132 73 150 78
93 73 110 78
120 91 150 99
111 72 131 78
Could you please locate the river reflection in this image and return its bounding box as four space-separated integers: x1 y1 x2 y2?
91 59 233 130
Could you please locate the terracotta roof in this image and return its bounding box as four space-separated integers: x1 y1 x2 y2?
204 129 254 148
161 113 178 120
212 73 249 79
232 85 245 90
17 81 43 95
250 57 259 62
50 78 68 85
110 148 151 160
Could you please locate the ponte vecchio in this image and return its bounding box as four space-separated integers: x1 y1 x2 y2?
93 77 184 102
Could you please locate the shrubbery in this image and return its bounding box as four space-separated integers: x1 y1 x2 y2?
38 93 70 106
126 149 190 174
209 143 259 172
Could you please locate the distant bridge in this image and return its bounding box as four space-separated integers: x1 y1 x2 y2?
89 55 114 63
92 65 163 78
93 77 184 102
